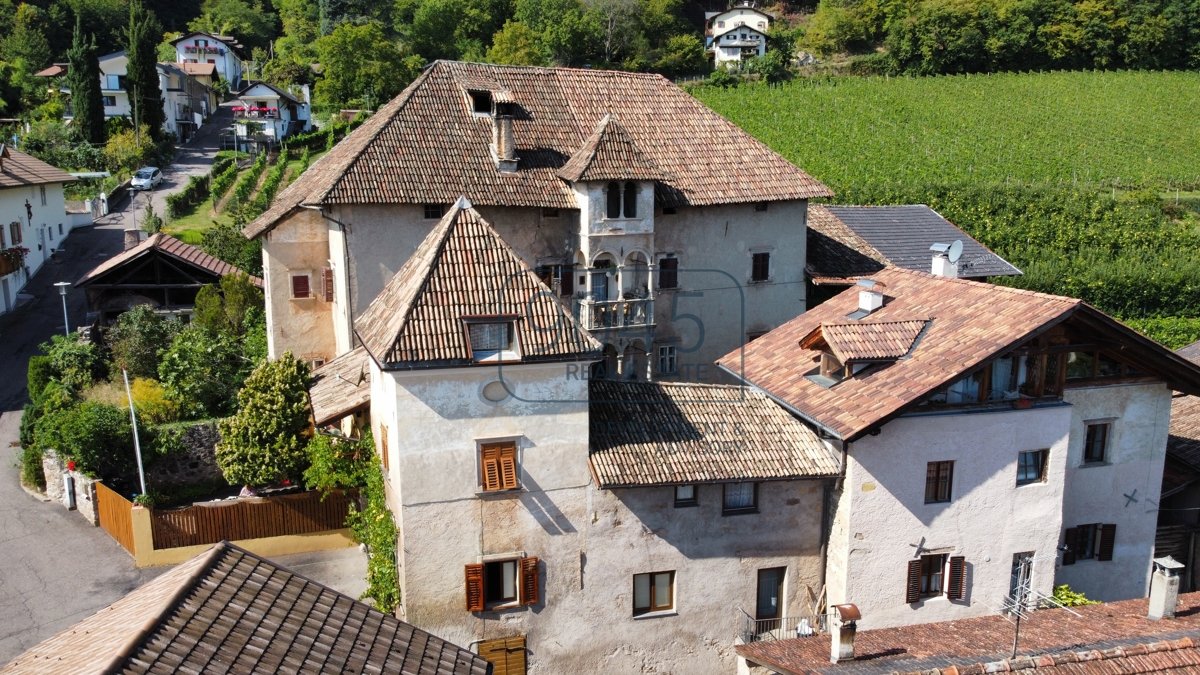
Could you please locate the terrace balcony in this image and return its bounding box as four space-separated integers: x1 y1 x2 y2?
233 106 280 119
577 297 652 331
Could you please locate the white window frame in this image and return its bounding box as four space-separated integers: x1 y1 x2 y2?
465 319 521 363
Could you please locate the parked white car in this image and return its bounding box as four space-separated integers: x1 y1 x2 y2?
131 167 162 190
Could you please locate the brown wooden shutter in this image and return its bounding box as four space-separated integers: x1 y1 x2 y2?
520 556 539 606
1062 527 1079 565
481 445 501 491
465 563 485 612
499 444 518 490
379 424 389 472
947 556 967 600
291 273 310 299
905 559 922 604
322 267 334 301
1098 524 1116 561
479 635 526 675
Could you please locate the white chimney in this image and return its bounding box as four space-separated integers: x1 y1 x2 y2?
1149 556 1184 620
857 279 883 315
930 241 962 278
829 603 860 663
491 109 518 173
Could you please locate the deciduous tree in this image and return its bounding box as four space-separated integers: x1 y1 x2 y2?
215 353 312 487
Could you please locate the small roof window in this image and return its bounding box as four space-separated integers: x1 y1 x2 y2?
469 90 493 115
465 317 520 362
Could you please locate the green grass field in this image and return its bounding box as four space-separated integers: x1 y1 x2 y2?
695 70 1200 193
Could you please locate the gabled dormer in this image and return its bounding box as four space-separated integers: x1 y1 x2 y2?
800 318 929 385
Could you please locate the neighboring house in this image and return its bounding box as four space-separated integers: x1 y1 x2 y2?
806 204 1021 305
705 4 772 65
85 51 215 140
336 200 841 673
232 81 311 151
718 267 1200 630
0 541 492 674
737 591 1200 674
243 60 831 380
75 232 260 325
170 31 245 89
0 146 74 316
1156 340 1200 591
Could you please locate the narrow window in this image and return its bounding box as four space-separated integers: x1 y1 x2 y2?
633 571 675 615
751 251 770 282
657 345 677 375
479 442 519 492
1016 449 1048 486
1083 422 1110 463
658 256 678 290
756 567 785 622
423 203 447 219
722 482 758 514
623 182 638 218
674 484 697 507
606 182 621 219
379 424 389 472
10 221 21 244
290 273 311 299
924 461 953 504
39 186 46 206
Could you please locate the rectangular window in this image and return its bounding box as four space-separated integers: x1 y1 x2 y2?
465 557 538 611
924 461 953 503
10 221 21 245
1084 421 1110 463
657 345 677 375
379 424 389 472
290 272 311 299
101 95 116 107
536 264 573 297
479 442 518 492
756 567 785 621
1062 524 1116 564
722 482 758 514
1016 449 1048 486
541 208 559 218
674 484 697 507
658 256 678 290
751 251 770 282
905 554 966 603
633 571 674 615
39 186 46 206
423 203 447 219
467 320 519 362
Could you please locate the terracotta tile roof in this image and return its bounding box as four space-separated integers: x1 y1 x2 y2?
76 233 262 288
1 542 490 675
557 114 666 182
737 592 1200 674
807 205 1020 280
589 379 839 487
720 268 1200 440
1178 339 1200 365
177 62 216 77
355 198 601 368
244 60 831 239
0 146 75 189
1168 394 1200 472
309 346 370 426
805 319 929 363
33 64 66 77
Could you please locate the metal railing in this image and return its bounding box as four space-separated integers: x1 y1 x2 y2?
578 298 653 330
739 608 824 644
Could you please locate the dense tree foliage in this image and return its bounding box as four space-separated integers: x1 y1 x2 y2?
66 17 105 145
215 353 312 487
124 0 165 142
106 305 181 379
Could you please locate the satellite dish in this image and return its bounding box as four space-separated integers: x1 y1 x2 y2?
948 240 963 263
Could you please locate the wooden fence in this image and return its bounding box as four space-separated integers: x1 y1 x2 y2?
150 490 355 550
96 482 136 554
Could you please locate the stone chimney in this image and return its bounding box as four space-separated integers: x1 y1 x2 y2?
1149 556 1184 620
830 604 861 663
857 279 883 315
491 102 518 173
123 229 142 251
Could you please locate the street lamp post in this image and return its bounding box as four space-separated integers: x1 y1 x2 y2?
53 281 70 335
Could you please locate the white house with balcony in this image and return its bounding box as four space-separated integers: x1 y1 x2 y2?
170 32 244 89
705 4 772 65
87 51 215 140
0 147 74 315
232 82 311 151
721 267 1200 630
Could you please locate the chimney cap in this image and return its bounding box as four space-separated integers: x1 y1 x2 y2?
856 279 883 291
1154 556 1185 571
832 603 861 622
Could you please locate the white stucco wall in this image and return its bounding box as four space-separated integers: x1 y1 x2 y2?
828 405 1070 630
369 359 830 672
1057 381 1172 602
0 181 68 314
260 207 334 362
175 35 242 86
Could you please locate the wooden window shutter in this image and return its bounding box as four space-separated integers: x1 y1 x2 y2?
905 559 922 604
947 556 967 600
322 267 334 301
1098 524 1116 561
479 635 526 675
520 557 539 606
291 273 310 299
379 424 389 472
481 445 502 491
499 444 518 490
465 563 485 612
1062 527 1079 565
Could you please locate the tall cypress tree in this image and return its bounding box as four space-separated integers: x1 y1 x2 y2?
124 0 165 143
66 18 106 146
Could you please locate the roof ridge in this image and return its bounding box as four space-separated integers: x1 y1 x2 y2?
949 635 1200 674
597 379 758 392
880 267 1079 305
